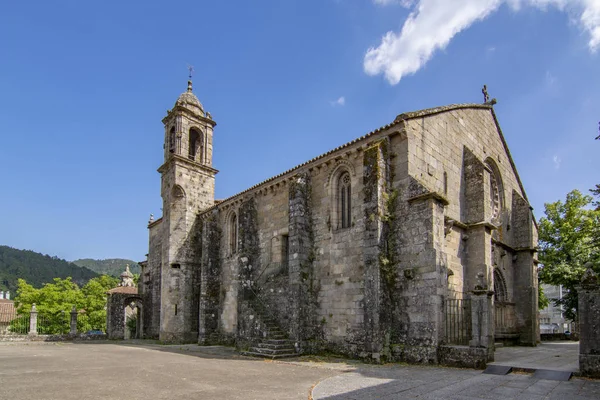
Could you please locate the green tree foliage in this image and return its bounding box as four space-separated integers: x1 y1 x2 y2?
0 246 98 292
538 285 550 310
13 275 118 334
538 189 600 320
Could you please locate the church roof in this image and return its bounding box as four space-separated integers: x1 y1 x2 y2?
174 80 204 114
0 299 15 323
196 102 531 217
107 286 138 295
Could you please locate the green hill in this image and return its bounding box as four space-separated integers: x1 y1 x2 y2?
0 245 99 293
72 258 140 277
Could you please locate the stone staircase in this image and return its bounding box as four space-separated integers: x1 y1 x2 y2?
241 305 298 359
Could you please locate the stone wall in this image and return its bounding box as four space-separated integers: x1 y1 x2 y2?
140 220 162 339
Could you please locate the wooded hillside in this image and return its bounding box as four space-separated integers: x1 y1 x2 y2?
0 246 98 293
72 258 140 276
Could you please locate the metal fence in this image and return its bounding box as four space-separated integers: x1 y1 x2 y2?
1 309 28 334
37 312 70 335
445 298 472 346
1 309 72 335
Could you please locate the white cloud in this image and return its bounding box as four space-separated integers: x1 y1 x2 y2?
330 96 346 106
553 155 562 169
373 0 415 7
366 0 600 85
545 70 557 87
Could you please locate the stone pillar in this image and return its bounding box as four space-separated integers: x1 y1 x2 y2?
70 305 78 335
362 140 388 358
29 304 38 336
287 173 313 347
470 288 494 361
198 212 222 345
578 268 600 378
106 294 125 340
512 191 538 346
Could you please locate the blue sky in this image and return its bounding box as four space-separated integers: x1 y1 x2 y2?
0 0 598 262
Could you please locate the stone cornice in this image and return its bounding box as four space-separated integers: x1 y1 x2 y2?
148 217 163 229
158 155 219 176
162 106 217 127
407 191 450 206
466 221 498 231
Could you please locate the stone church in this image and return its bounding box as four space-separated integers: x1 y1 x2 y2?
137 79 538 366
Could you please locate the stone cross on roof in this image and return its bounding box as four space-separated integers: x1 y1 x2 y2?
481 84 497 105
482 85 489 103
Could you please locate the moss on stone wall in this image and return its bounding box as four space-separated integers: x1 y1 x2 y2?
200 211 222 343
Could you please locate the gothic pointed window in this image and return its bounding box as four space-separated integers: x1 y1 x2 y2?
494 269 507 303
485 159 504 222
169 126 176 153
489 172 500 220
229 212 238 255
189 128 201 161
338 172 351 229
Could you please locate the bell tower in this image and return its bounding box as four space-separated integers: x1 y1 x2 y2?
158 77 217 342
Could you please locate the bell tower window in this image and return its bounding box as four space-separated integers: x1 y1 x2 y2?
169 126 176 154
189 128 201 161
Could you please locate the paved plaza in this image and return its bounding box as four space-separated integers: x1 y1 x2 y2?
0 342 337 400
1 341 599 400
490 342 580 372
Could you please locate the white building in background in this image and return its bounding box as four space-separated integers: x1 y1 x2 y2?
539 284 572 334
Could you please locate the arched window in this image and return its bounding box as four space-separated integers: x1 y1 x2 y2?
229 212 238 255
189 128 201 161
485 159 504 222
169 126 176 154
494 269 507 303
338 172 351 229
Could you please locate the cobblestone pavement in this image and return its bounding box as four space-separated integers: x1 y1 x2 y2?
311 364 600 400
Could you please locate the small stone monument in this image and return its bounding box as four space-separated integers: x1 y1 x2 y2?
119 264 135 288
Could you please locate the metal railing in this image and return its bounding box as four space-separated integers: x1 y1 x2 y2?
1 309 28 334
445 298 472 346
37 312 70 335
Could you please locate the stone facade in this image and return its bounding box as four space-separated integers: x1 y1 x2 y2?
139 84 538 366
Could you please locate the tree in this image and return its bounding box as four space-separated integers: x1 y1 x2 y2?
538 189 600 320
13 275 119 334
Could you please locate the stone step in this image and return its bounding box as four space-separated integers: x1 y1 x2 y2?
249 346 296 355
243 351 298 359
258 342 295 350
264 325 282 331
263 339 292 345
